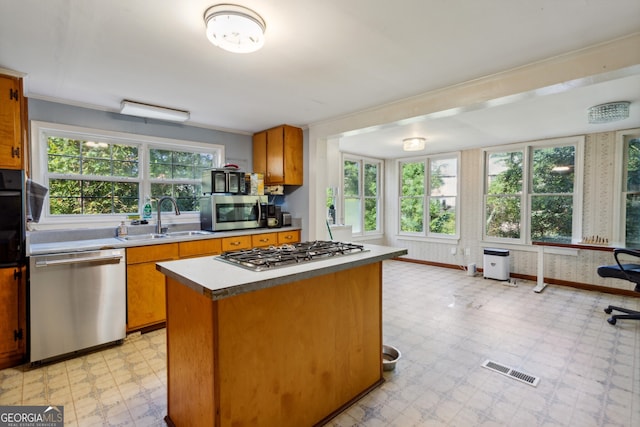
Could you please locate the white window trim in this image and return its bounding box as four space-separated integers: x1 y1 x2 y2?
341 153 384 237
482 135 584 245
30 120 225 228
612 128 640 246
396 151 461 240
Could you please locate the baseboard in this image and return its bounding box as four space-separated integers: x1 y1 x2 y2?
393 257 639 298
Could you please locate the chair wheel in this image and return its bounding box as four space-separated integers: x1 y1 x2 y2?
607 317 617 325
604 308 613 314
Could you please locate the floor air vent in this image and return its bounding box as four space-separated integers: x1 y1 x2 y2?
481 359 540 387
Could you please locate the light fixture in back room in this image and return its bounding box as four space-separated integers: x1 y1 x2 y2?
204 4 266 54
587 101 630 124
403 137 426 151
119 100 190 122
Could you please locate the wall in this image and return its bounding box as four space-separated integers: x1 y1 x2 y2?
27 99 312 235
384 129 636 292
28 99 254 163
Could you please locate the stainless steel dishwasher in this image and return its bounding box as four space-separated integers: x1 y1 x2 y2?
29 248 126 363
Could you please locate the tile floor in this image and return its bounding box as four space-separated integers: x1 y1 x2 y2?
0 260 639 426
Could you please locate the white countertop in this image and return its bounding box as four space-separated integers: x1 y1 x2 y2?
27 226 302 256
156 244 407 301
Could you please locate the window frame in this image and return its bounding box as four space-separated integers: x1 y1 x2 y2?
482 136 584 245
30 121 225 226
613 128 640 247
340 153 384 237
397 152 460 240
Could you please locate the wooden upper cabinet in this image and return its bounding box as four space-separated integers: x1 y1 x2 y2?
0 74 25 170
253 124 303 185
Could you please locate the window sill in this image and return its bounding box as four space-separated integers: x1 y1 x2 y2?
532 241 614 252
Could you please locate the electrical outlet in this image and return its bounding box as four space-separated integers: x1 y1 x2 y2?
450 247 456 255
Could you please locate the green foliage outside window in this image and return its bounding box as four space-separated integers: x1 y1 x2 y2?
343 158 381 234
485 151 523 238
400 158 457 235
149 148 215 212
485 145 576 243
530 146 575 243
47 137 140 215
400 162 424 232
45 135 217 216
364 163 379 231
429 159 456 235
625 138 640 248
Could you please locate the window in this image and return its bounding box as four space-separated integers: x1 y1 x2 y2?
342 155 382 235
148 148 217 212
31 121 223 223
484 136 583 244
617 130 640 248
399 154 459 238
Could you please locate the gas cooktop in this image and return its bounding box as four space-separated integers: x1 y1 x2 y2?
217 240 366 271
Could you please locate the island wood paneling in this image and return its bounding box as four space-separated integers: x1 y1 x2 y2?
166 277 217 426
164 262 382 427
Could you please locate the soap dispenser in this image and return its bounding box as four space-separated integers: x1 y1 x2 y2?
142 195 152 220
118 221 128 237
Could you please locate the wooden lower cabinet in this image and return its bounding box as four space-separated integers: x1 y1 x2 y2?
0 266 26 369
179 238 222 258
221 235 252 252
251 232 277 247
278 229 300 244
126 230 300 333
126 243 179 332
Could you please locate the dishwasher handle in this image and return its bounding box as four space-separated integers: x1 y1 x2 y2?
34 254 124 267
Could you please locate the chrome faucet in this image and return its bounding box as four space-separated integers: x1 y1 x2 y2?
156 196 181 234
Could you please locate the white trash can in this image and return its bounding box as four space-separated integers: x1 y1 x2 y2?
483 248 510 281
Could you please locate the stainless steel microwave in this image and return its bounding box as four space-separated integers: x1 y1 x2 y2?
202 169 246 195
200 195 268 232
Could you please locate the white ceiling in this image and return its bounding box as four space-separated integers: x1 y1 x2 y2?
1 0 639 158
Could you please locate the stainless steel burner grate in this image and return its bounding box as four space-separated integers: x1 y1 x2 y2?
217 241 366 271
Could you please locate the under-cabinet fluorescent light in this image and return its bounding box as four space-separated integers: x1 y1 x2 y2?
120 100 190 122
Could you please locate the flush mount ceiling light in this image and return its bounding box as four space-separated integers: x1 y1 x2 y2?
120 100 190 122
403 137 426 151
204 4 266 54
588 101 630 124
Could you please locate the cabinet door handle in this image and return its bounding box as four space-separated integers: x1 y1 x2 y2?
259 238 269 242
11 147 20 158
230 241 241 246
284 235 292 240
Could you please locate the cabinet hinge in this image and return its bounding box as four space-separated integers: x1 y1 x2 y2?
13 269 22 280
9 88 19 101
14 329 23 341
11 147 20 159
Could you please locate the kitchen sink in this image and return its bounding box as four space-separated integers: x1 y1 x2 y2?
117 233 169 241
166 230 214 237
117 230 214 241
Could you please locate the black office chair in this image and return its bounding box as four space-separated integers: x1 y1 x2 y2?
597 248 640 325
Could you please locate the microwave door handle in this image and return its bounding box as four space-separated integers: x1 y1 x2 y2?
226 173 231 193
257 200 262 221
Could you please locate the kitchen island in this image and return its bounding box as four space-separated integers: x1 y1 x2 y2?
156 243 407 427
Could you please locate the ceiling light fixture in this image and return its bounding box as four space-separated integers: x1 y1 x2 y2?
120 100 190 122
403 137 426 151
588 101 630 124
204 4 266 54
